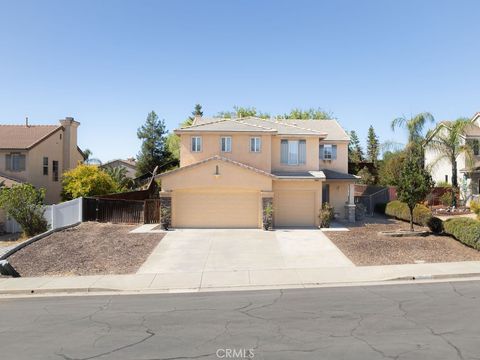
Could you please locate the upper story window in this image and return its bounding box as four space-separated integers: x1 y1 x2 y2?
191 136 202 152
281 139 306 165
5 153 26 172
320 144 337 160
250 137 261 153
467 139 480 156
43 157 49 175
221 136 232 152
52 160 59 182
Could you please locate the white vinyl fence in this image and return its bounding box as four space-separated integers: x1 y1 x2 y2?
3 198 83 234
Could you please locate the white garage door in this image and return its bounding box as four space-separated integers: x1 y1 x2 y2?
174 190 259 228
274 190 316 227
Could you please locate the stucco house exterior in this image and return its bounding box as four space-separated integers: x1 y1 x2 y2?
156 116 357 229
100 158 137 179
424 112 480 203
0 117 84 204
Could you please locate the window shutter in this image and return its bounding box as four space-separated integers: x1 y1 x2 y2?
5 154 11 171
332 145 337 160
299 140 306 164
319 145 324 160
281 140 288 163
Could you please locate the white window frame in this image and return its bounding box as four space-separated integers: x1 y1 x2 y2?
323 144 333 160
191 136 202 152
220 136 232 153
250 137 261 153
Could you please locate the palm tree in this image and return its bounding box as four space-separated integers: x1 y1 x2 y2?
103 166 135 191
427 118 474 207
83 148 102 165
391 112 435 144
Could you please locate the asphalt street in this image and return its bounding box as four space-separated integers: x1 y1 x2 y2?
1 281 480 360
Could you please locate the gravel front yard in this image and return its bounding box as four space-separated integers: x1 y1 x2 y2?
326 216 480 266
8 222 164 277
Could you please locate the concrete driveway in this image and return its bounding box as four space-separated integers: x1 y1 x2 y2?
137 229 353 274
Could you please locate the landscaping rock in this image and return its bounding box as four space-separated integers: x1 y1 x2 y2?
0 260 20 277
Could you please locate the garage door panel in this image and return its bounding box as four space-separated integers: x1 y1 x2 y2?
174 191 259 228
274 190 315 227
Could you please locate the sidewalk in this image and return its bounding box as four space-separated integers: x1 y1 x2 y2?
2 261 480 296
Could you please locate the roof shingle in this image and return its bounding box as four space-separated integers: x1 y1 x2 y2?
0 125 61 149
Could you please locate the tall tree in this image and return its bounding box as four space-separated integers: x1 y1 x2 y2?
182 104 204 127
378 150 406 186
82 149 102 165
397 148 434 231
279 107 332 120
136 111 171 176
427 118 473 207
348 130 364 163
366 125 380 164
217 106 269 119
391 112 435 145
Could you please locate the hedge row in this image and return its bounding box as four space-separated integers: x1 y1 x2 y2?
385 200 432 226
443 218 480 250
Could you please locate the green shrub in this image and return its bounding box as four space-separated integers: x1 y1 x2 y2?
0 183 48 237
444 218 480 250
319 203 334 228
427 216 444 234
263 203 274 230
374 202 387 214
160 206 171 231
470 199 480 219
440 191 453 206
385 200 432 226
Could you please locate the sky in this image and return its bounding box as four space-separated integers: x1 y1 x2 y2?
1 0 479 162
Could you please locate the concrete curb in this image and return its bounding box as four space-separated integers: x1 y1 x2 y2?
0 222 81 260
2 271 480 298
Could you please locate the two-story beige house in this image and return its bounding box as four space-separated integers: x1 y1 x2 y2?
425 112 480 203
156 116 357 228
0 117 84 204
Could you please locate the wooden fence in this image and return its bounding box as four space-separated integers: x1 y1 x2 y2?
144 199 161 224
83 198 147 224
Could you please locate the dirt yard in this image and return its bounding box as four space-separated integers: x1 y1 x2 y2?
8 222 164 277
327 216 480 266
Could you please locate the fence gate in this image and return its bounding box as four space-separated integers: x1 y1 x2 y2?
144 199 161 224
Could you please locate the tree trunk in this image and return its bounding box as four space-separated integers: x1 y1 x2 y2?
409 207 414 232
452 158 458 207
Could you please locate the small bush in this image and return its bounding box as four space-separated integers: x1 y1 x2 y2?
160 206 171 230
374 202 387 214
319 202 334 228
263 202 274 230
385 200 432 226
470 199 480 219
444 218 480 250
440 191 453 207
427 216 444 234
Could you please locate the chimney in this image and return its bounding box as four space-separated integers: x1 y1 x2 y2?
59 117 81 171
193 114 202 125
25 116 29 127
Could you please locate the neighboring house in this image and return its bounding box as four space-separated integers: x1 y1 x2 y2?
0 117 84 204
100 158 137 178
425 112 480 202
156 116 357 229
